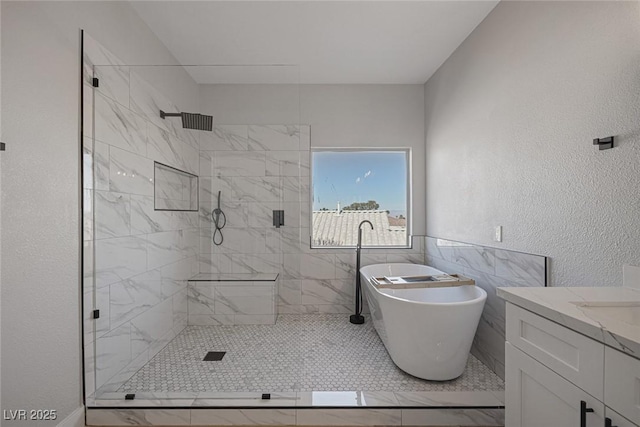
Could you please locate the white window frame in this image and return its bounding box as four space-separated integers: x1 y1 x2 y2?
309 147 412 249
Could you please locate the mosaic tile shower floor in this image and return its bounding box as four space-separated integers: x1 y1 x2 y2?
120 315 504 393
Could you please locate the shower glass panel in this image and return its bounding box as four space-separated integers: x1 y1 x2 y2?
83 46 302 403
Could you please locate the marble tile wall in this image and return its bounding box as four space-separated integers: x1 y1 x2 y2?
424 236 547 379
83 33 200 397
86 405 504 426
197 126 425 317
187 280 277 325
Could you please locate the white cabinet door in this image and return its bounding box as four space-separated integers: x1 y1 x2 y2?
506 342 605 427
604 346 640 424
506 303 604 400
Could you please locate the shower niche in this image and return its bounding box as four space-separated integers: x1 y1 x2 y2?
154 161 198 211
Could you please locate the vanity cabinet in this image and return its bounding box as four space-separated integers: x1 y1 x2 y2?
606 408 638 427
506 342 604 426
505 303 640 427
604 346 640 423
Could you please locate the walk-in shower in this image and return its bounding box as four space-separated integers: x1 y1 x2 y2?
83 30 314 402
82 31 506 420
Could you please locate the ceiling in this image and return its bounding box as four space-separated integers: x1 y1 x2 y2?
130 1 499 85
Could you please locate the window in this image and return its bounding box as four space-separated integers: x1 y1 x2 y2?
311 149 411 248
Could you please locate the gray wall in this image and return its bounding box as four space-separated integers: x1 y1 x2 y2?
424 1 640 287
1 1 196 424
201 84 426 235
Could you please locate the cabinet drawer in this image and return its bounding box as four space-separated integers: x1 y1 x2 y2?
506 303 604 399
606 407 639 427
506 343 605 427
605 347 640 424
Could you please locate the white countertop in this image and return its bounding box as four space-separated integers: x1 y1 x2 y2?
497 286 640 359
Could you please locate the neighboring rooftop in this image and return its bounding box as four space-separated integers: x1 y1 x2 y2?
312 210 407 247
387 216 407 227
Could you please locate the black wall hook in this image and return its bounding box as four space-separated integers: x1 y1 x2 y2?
0 142 5 151
593 136 614 150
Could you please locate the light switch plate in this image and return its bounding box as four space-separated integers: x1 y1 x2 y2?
494 226 502 242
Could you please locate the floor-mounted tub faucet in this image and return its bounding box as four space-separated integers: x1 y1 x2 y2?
351 220 374 324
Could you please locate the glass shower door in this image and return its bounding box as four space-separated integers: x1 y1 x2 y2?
83 31 303 404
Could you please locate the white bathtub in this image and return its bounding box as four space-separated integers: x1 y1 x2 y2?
360 263 486 381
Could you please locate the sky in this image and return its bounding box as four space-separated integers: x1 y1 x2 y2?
312 151 407 215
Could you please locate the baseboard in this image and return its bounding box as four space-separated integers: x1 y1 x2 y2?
57 406 85 427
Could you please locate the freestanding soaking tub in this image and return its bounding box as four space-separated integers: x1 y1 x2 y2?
360 263 486 381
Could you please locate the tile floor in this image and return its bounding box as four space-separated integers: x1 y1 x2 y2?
120 315 504 393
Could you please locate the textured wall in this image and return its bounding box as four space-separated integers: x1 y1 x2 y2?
424 1 640 287
1 1 197 424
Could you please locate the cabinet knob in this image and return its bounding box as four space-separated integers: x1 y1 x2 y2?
580 401 594 427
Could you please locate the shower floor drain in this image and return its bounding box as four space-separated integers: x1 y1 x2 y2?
203 351 226 361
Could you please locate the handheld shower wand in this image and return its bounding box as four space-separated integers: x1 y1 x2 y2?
351 220 374 325
211 191 226 246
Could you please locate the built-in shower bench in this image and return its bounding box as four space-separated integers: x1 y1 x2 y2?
187 273 278 325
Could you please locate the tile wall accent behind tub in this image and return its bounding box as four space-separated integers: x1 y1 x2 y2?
424 237 547 379
196 126 425 320
83 33 200 397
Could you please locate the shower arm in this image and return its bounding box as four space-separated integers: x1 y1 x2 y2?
159 111 181 119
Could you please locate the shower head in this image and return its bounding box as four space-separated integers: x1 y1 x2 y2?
160 110 213 131
181 112 213 131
